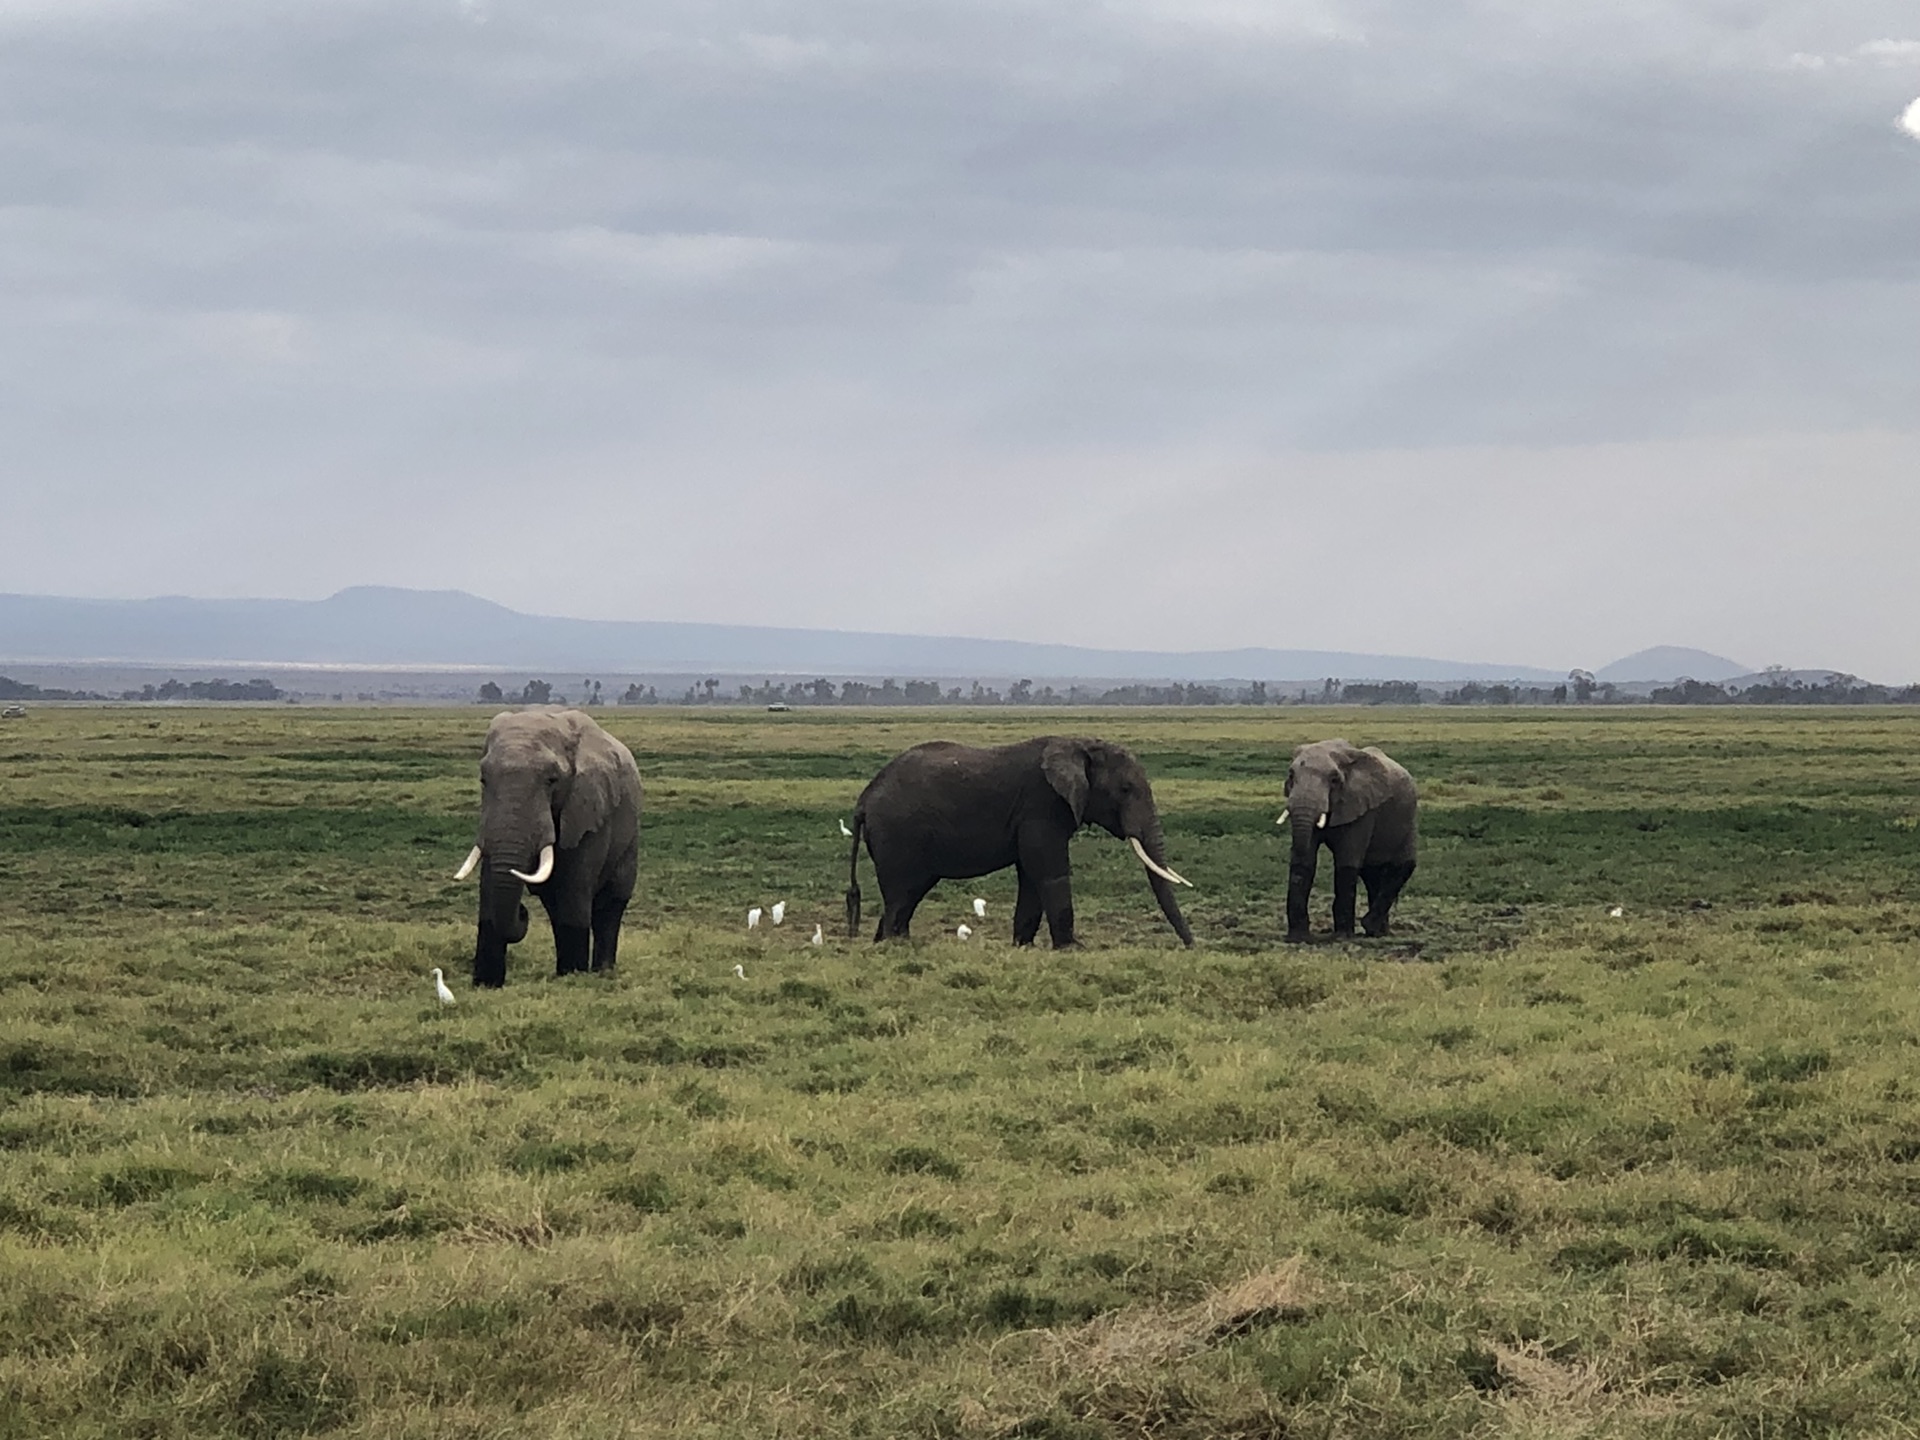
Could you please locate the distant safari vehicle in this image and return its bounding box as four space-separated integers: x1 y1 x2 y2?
766 703 792 712
1 705 25 718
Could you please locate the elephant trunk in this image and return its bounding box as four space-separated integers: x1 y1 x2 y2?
1134 820 1194 947
1285 797 1324 940
472 857 531 988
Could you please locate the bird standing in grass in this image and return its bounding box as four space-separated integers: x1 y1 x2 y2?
811 923 823 945
431 968 456 1007
839 818 853 837
771 901 786 926
972 897 987 919
747 907 762 930
956 924 973 941
1608 905 1624 918
733 963 748 979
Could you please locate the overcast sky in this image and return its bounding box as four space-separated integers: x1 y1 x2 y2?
5 1 1920 675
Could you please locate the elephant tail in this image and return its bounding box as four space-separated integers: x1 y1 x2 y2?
844 810 865 939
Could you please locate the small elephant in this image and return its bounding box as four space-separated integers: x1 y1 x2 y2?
454 709 642 987
846 736 1195 947
1282 739 1417 942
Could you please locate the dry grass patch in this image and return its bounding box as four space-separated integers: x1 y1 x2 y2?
1477 1339 1688 1434
1043 1257 1316 1374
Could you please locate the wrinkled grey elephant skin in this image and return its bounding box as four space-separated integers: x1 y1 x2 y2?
846 735 1194 948
463 709 642 987
1283 739 1418 942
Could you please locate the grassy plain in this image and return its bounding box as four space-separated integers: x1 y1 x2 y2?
3 704 1920 1438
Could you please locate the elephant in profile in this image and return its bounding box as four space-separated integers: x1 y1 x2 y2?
1281 739 1417 942
453 709 642 987
846 736 1195 947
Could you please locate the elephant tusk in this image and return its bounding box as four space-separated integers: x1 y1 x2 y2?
454 845 481 881
1276 809 1288 825
1317 812 1328 829
510 844 555 885
1129 836 1193 888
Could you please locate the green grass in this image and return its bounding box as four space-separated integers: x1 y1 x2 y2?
4 705 1920 1437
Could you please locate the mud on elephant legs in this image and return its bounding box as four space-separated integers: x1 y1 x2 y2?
1331 865 1361 939
1361 860 1416 937
1286 860 1315 942
876 873 937 941
1012 868 1077 948
551 922 591 976
1041 874 1078 949
1012 869 1044 946
589 894 627 973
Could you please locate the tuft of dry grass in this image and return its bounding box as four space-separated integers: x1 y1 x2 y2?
1488 1339 1607 1408
1045 1257 1316 1374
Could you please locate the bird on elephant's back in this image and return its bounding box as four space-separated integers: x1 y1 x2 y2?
1279 739 1417 943
452 708 643 987
845 735 1195 948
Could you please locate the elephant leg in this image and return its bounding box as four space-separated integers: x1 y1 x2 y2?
880 874 936 940
1363 861 1415 936
1041 876 1078 949
1012 868 1044 946
589 893 627 973
537 864 595 975
1286 860 1316 942
1359 864 1388 936
1331 865 1360 938
552 923 591 975
1016 833 1077 948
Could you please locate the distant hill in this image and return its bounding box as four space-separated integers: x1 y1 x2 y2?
0 587 1567 684
1595 646 1749 684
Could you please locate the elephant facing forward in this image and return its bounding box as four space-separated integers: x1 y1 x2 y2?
847 736 1195 947
454 709 642 986
1282 739 1417 942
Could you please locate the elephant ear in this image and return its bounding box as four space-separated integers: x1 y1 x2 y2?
1328 744 1397 827
559 714 630 850
1041 739 1090 826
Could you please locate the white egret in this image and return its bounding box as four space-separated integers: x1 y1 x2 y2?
747 907 762 930
839 818 853 837
972 897 987 919
1608 905 1624 918
733 963 748 979
811 923 823 945
431 967 456 1007
771 901 786 926
956 923 973 941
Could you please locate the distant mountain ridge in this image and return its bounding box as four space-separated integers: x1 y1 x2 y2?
0 587 1570 683
1595 646 1750 684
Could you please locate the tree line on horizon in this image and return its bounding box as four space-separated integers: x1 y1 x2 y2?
0 675 286 703
3 668 1914 709
476 669 1920 708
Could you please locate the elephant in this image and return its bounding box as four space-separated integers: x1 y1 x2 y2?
1281 739 1417 942
453 709 642 987
845 736 1195 947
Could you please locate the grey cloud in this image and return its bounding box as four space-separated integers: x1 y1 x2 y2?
5 0 1920 672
